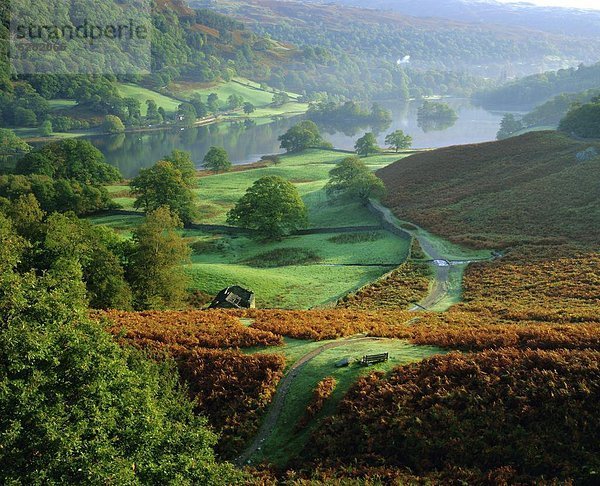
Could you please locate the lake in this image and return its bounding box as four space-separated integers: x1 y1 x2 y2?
87 99 507 178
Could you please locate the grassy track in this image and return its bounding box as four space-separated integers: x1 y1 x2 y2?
369 199 494 311
241 337 444 466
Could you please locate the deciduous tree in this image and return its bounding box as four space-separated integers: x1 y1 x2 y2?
279 120 330 153
385 130 413 152
127 207 192 310
227 176 307 239
203 146 232 173
131 158 197 225
355 132 379 157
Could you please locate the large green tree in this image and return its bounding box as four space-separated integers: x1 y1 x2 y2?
164 149 198 183
127 207 192 310
385 130 413 152
0 213 241 485
15 139 121 185
355 132 380 157
131 155 197 225
203 146 232 173
326 156 385 203
278 120 330 153
177 103 197 127
497 114 524 140
102 115 125 134
227 176 308 239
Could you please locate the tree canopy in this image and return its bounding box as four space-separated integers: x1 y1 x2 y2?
497 114 524 140
326 156 386 203
279 120 330 153
126 207 192 310
15 139 121 185
131 151 198 225
355 132 380 157
103 115 125 134
0 128 31 154
203 146 232 173
559 98 600 139
227 176 308 239
385 130 413 152
0 213 240 485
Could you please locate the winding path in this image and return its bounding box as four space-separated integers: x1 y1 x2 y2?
367 200 496 311
234 336 382 466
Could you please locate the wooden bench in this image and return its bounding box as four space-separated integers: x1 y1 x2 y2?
360 353 389 366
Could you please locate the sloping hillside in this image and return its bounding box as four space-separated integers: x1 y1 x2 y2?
191 0 599 99
317 0 600 37
377 131 600 249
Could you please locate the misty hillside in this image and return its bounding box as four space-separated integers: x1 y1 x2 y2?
313 0 600 37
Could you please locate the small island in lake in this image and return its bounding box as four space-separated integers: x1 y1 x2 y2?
417 101 458 132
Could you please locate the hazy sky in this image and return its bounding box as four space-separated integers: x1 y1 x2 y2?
496 0 600 9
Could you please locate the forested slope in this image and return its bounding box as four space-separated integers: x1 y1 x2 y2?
192 0 600 99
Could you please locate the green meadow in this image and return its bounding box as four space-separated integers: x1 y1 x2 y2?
116 83 183 115
175 77 301 107
93 149 413 309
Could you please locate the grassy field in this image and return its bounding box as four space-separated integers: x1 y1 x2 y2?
195 150 402 226
172 77 309 120
105 150 404 227
173 77 300 108
184 230 410 308
247 338 444 466
14 127 89 141
116 83 183 115
134 149 407 307
225 101 309 122
48 99 78 111
93 149 413 309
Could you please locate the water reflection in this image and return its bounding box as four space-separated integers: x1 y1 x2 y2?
325 99 505 150
84 99 505 177
87 117 302 178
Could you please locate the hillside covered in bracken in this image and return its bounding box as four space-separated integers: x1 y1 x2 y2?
377 131 600 249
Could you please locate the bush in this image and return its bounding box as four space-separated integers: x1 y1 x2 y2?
559 99 600 138
102 114 125 133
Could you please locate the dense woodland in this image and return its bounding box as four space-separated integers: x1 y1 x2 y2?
194 0 600 100
0 0 296 131
473 62 600 108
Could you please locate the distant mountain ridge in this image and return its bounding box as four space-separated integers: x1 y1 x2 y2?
310 0 600 36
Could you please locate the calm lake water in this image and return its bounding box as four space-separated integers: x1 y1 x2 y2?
87 99 506 178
